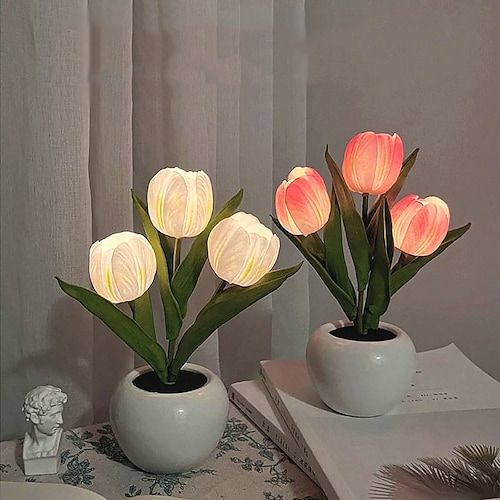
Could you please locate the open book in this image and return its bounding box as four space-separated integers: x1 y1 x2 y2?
256 345 500 500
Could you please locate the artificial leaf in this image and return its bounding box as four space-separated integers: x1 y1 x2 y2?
132 192 174 276
171 189 243 318
133 291 156 341
325 146 371 292
323 193 356 302
368 148 420 224
386 147 420 207
169 264 302 378
132 190 182 341
364 200 391 330
272 216 356 319
56 278 167 381
385 199 394 266
297 232 326 264
390 223 471 295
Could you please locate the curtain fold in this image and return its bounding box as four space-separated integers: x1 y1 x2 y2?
0 0 308 440
1 0 95 439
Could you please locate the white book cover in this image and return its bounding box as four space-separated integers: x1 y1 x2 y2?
261 344 500 500
229 380 319 485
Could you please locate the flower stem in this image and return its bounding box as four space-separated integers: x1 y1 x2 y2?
362 193 369 227
167 238 183 378
211 279 227 300
167 339 176 375
173 238 182 273
354 289 365 334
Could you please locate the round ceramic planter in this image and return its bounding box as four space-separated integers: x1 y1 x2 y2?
110 363 228 473
306 320 416 417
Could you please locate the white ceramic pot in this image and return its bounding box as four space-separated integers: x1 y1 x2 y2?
110 363 228 473
306 320 416 417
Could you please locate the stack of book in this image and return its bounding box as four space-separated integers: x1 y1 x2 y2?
229 344 500 499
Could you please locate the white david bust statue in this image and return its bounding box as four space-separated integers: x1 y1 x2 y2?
22 385 68 475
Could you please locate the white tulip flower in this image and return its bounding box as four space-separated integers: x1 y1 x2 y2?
147 167 213 239
208 212 280 287
89 232 157 303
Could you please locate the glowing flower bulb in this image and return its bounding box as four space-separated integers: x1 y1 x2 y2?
89 232 157 303
207 212 280 287
342 131 403 195
147 167 213 238
391 195 450 256
275 167 331 236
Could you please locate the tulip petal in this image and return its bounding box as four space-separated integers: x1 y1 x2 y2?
275 181 301 235
148 167 214 238
391 195 450 257
89 232 157 304
208 212 280 287
342 131 403 195
284 172 331 236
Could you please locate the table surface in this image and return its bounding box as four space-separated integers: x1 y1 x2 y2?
0 403 325 500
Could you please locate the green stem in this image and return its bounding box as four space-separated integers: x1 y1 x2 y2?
167 238 183 381
362 194 369 227
211 279 227 300
354 289 365 334
392 252 412 272
173 238 182 273
167 339 176 380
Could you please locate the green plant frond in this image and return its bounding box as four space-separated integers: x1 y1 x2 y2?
370 445 500 500
454 444 499 468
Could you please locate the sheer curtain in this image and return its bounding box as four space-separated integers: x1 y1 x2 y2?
1 0 308 440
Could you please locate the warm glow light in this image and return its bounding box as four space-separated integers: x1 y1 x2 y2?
147 167 213 238
275 167 331 236
207 212 280 286
89 232 157 303
342 131 403 195
391 195 450 256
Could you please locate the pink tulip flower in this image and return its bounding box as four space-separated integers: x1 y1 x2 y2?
275 167 331 236
342 131 403 195
391 195 450 257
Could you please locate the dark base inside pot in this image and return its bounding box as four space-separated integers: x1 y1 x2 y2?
330 326 396 342
133 370 208 393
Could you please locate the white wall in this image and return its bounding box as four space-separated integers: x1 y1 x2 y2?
304 1 500 380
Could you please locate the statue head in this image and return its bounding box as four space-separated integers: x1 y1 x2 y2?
22 386 68 436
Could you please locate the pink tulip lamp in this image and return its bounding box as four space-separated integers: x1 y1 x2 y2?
274 131 471 416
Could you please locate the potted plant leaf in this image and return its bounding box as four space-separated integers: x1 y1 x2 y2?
274 132 470 417
56 167 301 473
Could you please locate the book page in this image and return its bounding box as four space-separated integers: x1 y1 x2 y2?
392 343 500 414
261 344 500 499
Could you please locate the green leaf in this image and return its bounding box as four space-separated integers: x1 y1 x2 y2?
386 148 420 207
132 192 174 278
55 278 167 381
169 264 302 378
272 216 356 319
364 200 391 330
296 233 326 264
159 234 174 279
171 189 243 318
133 291 156 341
390 223 471 295
325 146 371 291
385 198 395 266
323 194 356 302
132 190 182 341
368 148 420 224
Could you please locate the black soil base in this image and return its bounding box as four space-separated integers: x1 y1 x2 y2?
330 326 396 342
133 370 208 393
